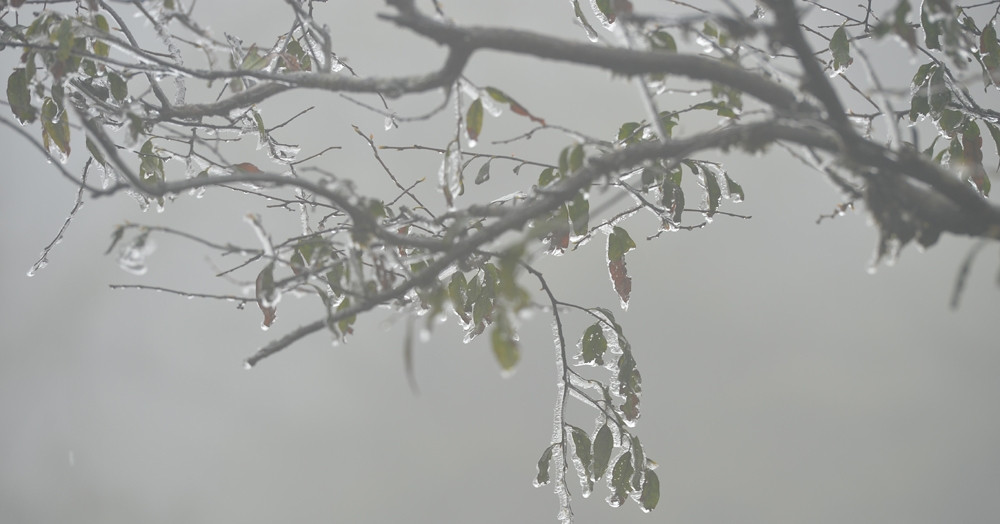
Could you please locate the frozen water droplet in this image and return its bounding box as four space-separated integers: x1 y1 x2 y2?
243 360 254 370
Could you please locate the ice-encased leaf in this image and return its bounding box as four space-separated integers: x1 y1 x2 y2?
533 444 554 487
570 425 594 495
639 469 660 512
448 271 470 323
138 139 164 184
630 435 645 490
491 315 519 372
829 25 852 75
475 159 491 185
725 174 745 202
607 226 635 261
607 226 636 308
572 0 600 42
255 262 279 329
592 424 613 480
466 98 483 145
580 323 607 366
568 191 590 237
607 450 634 507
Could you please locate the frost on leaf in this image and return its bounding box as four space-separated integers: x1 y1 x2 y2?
607 226 636 308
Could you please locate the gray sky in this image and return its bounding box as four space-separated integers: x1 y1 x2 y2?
2 1 999 523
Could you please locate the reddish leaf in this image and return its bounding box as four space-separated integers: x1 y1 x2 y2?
255 264 278 329
232 162 262 173
609 258 631 305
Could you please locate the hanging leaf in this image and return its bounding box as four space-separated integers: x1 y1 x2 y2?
980 23 1000 87
41 98 70 158
484 86 546 125
608 451 634 507
928 66 950 113
639 470 660 512
580 323 607 365
138 139 164 184
608 226 636 307
829 25 853 73
108 72 128 102
533 445 555 487
491 314 519 371
592 424 613 480
571 0 599 41
570 426 593 489
724 174 745 202
568 191 590 236
475 159 492 184
466 98 484 143
255 262 278 329
7 69 36 124
448 271 470 323
630 436 645 490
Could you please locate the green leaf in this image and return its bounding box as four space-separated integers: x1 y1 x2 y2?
630 436 645 490
639 470 660 512
610 451 635 503
580 323 607 365
617 122 641 144
55 19 75 63
928 66 950 113
909 90 930 121
491 315 519 371
568 190 589 236
937 109 963 135
608 226 636 261
596 0 616 23
570 426 593 473
86 137 106 166
466 98 483 143
448 271 469 322
485 86 508 103
912 62 934 87
239 45 267 70
649 31 677 52
984 121 1000 160
920 4 942 49
617 349 639 397
7 69 36 124
538 166 557 187
138 139 164 184
109 72 127 102
724 174 745 202
95 14 110 33
592 424 613 480
533 445 554 487
661 178 684 224
336 296 357 337
703 170 721 216
830 25 852 72
41 98 70 157
472 159 492 184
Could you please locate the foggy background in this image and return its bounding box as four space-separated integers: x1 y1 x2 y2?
2 1 999 523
